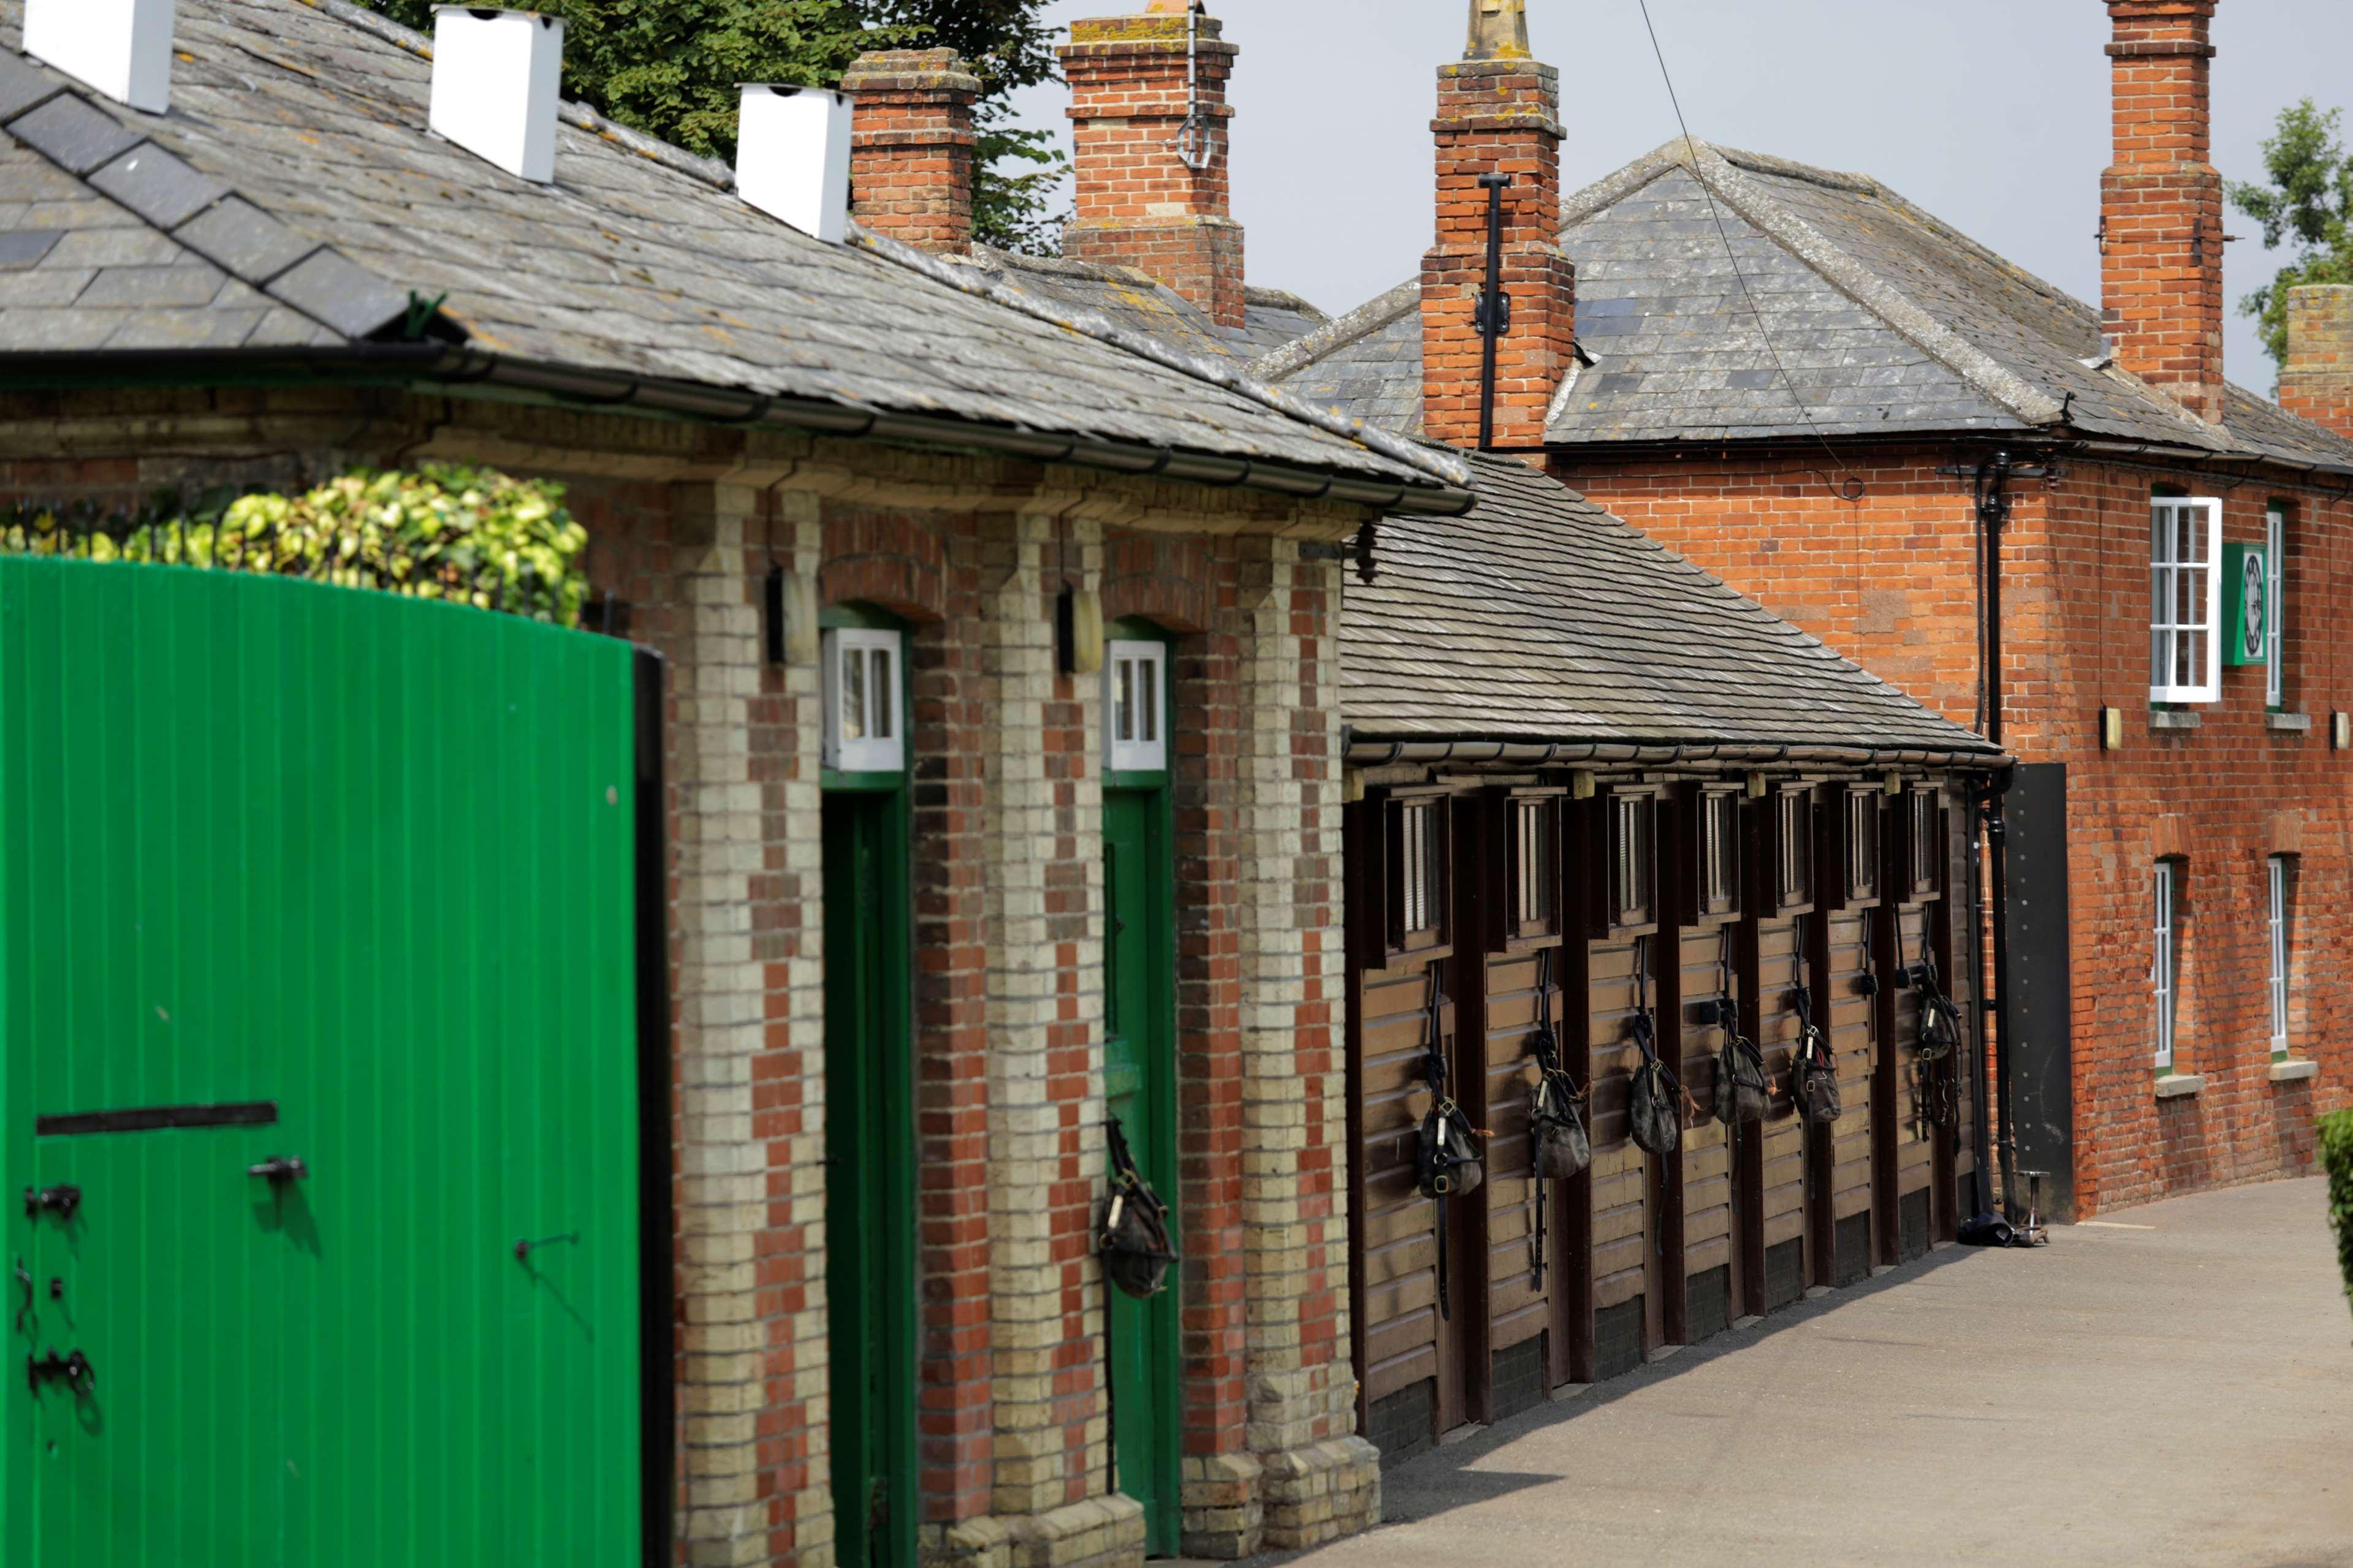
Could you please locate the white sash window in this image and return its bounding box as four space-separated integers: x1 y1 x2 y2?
1104 640 1167 774
2150 498 2222 703
2152 862 2177 1070
823 627 903 773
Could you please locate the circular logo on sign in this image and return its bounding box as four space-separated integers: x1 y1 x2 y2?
2243 552 2267 661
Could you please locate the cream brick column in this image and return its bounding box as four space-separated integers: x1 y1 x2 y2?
1232 541 1379 1550
976 511 1141 1568
669 482 835 1568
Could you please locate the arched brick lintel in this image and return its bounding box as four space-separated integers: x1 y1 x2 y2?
821 509 949 623
1103 530 1212 633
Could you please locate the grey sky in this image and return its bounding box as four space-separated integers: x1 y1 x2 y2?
1008 1 2353 394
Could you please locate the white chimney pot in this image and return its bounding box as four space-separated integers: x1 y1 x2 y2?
429 7 564 185
737 85 854 244
23 0 178 114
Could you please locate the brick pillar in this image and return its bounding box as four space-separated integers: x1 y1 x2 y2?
1059 6 1246 330
1420 2 1576 453
1230 540 1380 1550
844 48 981 256
2279 284 2353 438
663 483 834 1568
2100 0 2225 425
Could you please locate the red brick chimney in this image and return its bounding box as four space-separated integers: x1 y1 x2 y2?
2278 284 2353 439
1421 0 1576 452
2100 0 2226 425
1059 3 1246 329
843 48 981 255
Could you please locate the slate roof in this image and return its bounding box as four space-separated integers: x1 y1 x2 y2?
1344 452 2002 762
1262 138 2353 475
0 0 1466 505
956 245 1328 364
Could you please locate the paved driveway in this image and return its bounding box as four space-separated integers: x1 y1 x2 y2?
1304 1177 2352 1568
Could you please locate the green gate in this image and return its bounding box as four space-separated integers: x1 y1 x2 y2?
0 558 650 1566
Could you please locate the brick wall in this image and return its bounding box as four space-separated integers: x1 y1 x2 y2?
2279 284 2353 442
0 388 1390 1567
845 49 980 256
1560 444 2353 1216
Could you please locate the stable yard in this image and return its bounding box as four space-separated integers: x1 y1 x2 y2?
1306 1176 2352 1568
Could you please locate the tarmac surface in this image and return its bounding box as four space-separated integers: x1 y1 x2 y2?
1292 1176 2353 1568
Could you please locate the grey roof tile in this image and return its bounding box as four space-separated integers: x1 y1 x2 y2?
263 246 409 338
0 44 57 119
87 142 227 229
0 223 54 265
173 195 316 283
104 305 268 349
5 93 140 176
76 260 229 308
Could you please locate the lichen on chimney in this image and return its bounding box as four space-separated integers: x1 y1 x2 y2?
1465 0 1532 62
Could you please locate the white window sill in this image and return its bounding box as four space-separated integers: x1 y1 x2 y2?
2267 711 2312 734
2269 1058 2319 1084
2154 1073 2206 1099
2149 710 2202 732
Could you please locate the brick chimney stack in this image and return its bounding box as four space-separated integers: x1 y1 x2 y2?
2278 285 2353 438
1060 3 1246 329
2100 0 2226 425
843 48 982 255
1421 0 1576 452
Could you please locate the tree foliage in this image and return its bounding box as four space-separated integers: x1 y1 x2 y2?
2226 99 2353 371
2323 1110 2353 1328
351 0 1067 253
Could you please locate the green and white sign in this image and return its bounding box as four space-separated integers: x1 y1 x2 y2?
2224 541 2269 667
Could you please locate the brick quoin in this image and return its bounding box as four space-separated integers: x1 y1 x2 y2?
1420 4 1576 454
843 49 980 256
1060 6 1247 329
2100 0 2226 424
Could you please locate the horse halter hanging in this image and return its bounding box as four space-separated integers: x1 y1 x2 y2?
1790 916 1842 1123
1711 926 1766 1127
1526 947 1589 1291
1414 964 1484 1321
1626 934 1682 1157
1906 920 1961 1130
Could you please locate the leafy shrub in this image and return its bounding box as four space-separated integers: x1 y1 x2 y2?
0 468 590 626
2325 1110 2353 1325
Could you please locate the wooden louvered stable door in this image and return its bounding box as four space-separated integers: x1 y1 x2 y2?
1348 790 1481 1461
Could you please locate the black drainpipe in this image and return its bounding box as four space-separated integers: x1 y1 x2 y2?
1475 172 1512 453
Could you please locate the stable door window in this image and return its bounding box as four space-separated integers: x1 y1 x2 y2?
1105 640 1167 773
1700 790 1740 918
824 627 904 773
2150 497 2223 703
2266 504 2287 710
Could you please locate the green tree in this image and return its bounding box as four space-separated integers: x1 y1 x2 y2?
352 0 1066 253
2227 99 2353 370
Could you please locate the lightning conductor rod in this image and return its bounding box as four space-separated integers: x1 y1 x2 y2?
1476 170 1512 453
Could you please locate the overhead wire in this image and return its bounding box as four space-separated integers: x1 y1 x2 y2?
1635 0 1866 503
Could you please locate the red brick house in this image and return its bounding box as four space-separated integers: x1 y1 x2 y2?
1261 0 2353 1219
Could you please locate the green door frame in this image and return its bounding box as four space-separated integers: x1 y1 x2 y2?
1102 619 1182 1556
821 603 919 1568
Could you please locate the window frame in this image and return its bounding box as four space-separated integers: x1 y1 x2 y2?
822 625 906 775
1773 786 1815 912
2153 860 2177 1072
1843 787 1881 905
2268 854 2291 1059
1606 789 1660 934
2149 496 2224 705
1693 786 1743 924
1103 638 1169 775
2265 503 2287 711
1385 792 1452 959
1504 792 1562 945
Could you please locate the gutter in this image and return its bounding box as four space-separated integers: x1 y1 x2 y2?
1344 737 2010 771
0 345 1477 518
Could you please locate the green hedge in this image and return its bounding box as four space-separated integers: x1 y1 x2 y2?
2325 1110 2353 1324
0 467 591 626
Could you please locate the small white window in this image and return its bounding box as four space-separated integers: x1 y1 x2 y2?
2268 856 2290 1059
2265 504 2286 710
2150 497 2223 704
823 627 904 773
2153 862 2176 1071
1103 640 1167 773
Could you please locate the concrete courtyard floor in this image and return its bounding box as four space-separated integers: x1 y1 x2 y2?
1294 1176 2352 1568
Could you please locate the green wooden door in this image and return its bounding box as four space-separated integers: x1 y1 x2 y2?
822 609 918 1568
1103 684 1179 1556
0 557 644 1567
